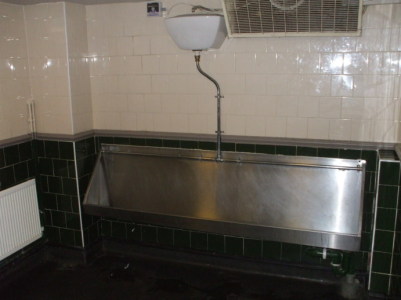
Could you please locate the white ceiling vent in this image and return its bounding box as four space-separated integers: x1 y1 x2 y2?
221 0 363 37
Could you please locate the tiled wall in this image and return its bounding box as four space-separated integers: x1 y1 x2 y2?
24 3 73 135
23 2 93 135
65 2 93 134
0 3 31 141
370 151 401 296
36 139 83 247
0 140 35 192
1 1 401 142
87 1 401 143
3 134 401 297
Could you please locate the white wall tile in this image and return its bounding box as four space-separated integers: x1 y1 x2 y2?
307 118 330 140
80 2 401 142
286 118 307 138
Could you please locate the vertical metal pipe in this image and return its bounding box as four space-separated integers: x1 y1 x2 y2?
194 53 223 161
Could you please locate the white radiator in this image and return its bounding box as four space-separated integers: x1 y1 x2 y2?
0 179 42 261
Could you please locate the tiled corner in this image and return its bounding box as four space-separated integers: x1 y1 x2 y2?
37 139 83 248
369 152 400 296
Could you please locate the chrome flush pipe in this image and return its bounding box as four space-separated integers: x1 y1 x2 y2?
194 52 223 161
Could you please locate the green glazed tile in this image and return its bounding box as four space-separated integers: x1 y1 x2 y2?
71 196 79 213
296 147 317 157
101 220 112 237
372 252 392 274
363 193 374 213
390 276 401 297
363 212 373 232
111 222 127 239
317 148 339 158
0 148 4 168
66 213 81 230
44 141 60 159
236 144 255 153
262 241 281 260
391 254 401 276
244 239 262 258
180 140 198 149
191 232 207 250
174 229 190 248
67 161 76 178
51 211 66 228
4 145 19 165
300 246 322 265
114 137 130 145
18 142 32 161
74 231 83 247
142 225 157 243
48 176 63 194
395 233 401 252
129 138 146 146
370 273 389 294
199 141 216 151
361 232 372 252
158 227 174 246
53 159 68 177
45 226 60 243
35 140 45 157
44 210 52 226
339 149 361 159
27 160 36 178
379 162 400 186
59 228 75 247
376 208 396 231
207 234 224 254
146 139 163 147
163 140 180 148
225 236 243 256
374 230 394 253
352 251 368 272
362 150 378 172
255 145 276 154
62 178 78 196
221 143 235 151
43 193 58 210
14 162 28 182
127 224 142 241
378 185 398 209
0 166 16 191
396 210 401 232
276 146 296 156
364 172 374 193
281 243 301 263
98 136 114 145
59 142 74 160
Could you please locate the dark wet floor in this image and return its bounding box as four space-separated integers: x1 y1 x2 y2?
0 250 351 300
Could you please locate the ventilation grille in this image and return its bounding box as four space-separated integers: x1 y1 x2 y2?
222 0 362 37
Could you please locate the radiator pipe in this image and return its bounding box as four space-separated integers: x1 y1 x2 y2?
194 52 223 161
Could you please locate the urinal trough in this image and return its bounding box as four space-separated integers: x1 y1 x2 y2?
83 144 366 251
